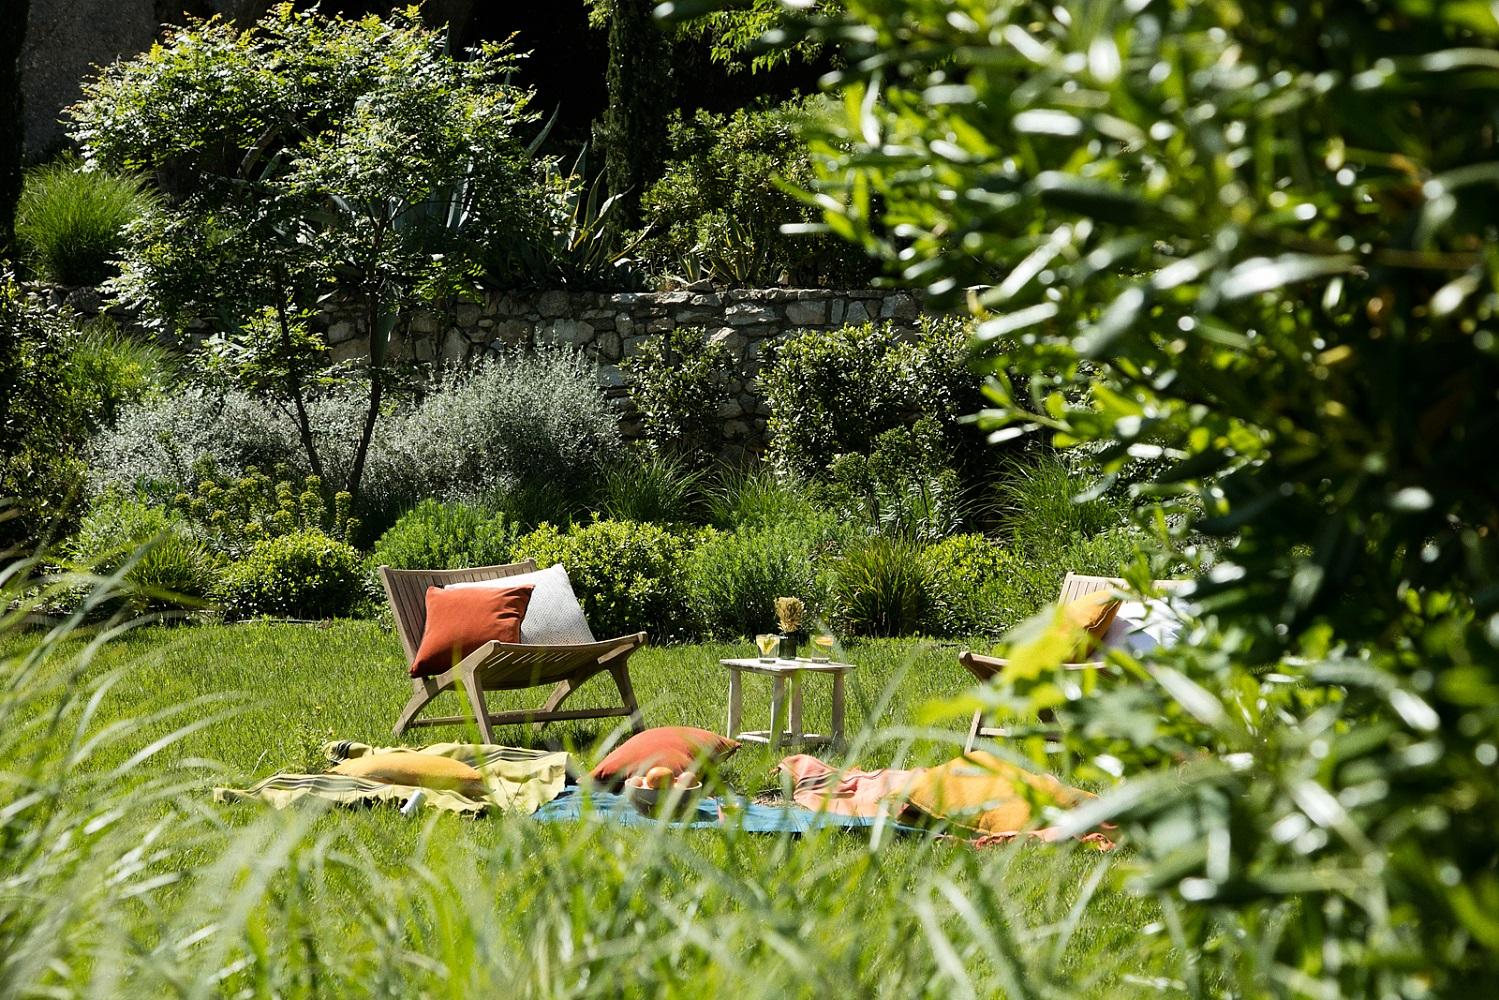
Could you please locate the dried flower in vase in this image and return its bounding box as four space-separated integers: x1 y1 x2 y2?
775 596 805 635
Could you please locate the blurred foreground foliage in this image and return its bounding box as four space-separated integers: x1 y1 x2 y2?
748 0 1499 993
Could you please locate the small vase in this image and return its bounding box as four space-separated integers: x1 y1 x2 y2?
778 633 801 660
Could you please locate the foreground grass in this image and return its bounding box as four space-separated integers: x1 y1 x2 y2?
3 619 1177 996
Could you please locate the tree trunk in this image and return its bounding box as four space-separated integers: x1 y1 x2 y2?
0 0 28 253
273 285 326 485
598 0 671 233
345 280 387 503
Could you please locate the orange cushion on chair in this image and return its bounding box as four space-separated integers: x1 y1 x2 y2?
589 726 739 787
411 585 535 678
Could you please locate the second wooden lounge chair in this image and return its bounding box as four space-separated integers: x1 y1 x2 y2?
959 573 1190 752
379 560 647 743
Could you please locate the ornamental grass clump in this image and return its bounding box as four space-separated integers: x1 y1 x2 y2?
15 157 154 285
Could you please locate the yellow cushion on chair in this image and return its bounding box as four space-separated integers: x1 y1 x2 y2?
331 752 487 798
1057 591 1121 661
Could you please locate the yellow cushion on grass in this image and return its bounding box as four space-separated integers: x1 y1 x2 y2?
904 751 1091 835
331 752 487 798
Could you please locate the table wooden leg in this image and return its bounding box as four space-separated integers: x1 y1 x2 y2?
789 672 804 744
769 676 787 750
831 672 846 745
727 668 742 739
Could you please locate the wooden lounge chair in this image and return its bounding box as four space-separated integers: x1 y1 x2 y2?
959 573 1190 751
379 560 647 743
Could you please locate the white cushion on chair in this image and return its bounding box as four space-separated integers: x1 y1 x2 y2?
448 564 597 645
1102 597 1190 655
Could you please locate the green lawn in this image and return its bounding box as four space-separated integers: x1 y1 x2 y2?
4 620 1176 996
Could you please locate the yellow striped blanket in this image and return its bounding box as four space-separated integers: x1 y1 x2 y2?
212 740 569 816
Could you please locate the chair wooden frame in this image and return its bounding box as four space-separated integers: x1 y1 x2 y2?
379 560 647 743
959 573 1190 751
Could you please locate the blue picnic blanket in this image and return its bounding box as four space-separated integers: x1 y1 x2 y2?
531 787 921 835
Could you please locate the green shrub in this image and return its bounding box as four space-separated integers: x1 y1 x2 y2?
513 519 694 640
706 468 823 530
759 317 980 481
169 463 358 558
596 451 710 525
371 499 518 571
831 536 930 638
15 157 153 285
634 100 875 287
919 533 1010 638
479 479 584 534
67 320 177 426
819 419 971 542
87 388 307 502
2 271 94 549
997 453 1129 556
685 517 840 640
66 495 221 612
363 350 620 535
216 530 364 621
621 327 734 465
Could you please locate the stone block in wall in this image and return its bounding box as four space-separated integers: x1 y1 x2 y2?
596 330 623 362
843 300 873 325
492 319 531 347
707 326 747 354
409 310 440 336
538 290 570 318
64 286 102 313
455 301 482 326
328 319 358 345
726 302 775 326
616 313 635 338
329 338 366 364
881 294 921 321
784 299 827 326
541 318 595 348
442 328 468 362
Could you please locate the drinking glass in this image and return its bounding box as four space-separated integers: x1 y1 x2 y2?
812 633 835 663
755 633 780 662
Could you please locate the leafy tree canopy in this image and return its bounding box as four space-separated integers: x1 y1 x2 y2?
68 3 563 499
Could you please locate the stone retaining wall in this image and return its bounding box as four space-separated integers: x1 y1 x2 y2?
33 283 927 458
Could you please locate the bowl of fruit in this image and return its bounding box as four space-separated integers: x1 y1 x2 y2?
624 767 702 818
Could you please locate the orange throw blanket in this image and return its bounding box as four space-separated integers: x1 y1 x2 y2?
777 754 923 819
776 752 1115 850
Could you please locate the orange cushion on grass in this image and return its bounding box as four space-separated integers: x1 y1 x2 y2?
411 584 534 678
590 726 739 786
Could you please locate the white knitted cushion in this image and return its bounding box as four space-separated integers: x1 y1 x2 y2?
449 564 597 645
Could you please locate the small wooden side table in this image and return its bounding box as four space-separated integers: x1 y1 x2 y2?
718 657 855 750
